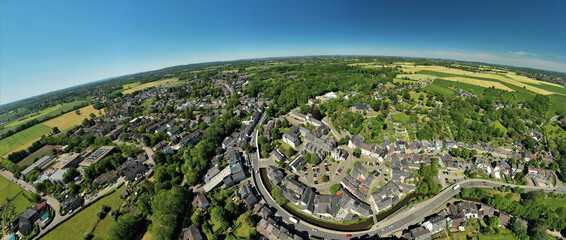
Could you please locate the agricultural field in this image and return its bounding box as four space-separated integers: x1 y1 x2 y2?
396 73 438 81
0 124 52 157
0 100 86 136
122 78 178 94
42 185 125 240
441 77 516 92
43 105 104 131
17 145 57 167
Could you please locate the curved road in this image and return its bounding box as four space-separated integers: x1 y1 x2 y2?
249 125 564 239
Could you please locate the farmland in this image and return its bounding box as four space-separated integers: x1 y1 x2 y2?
43 105 104 131
42 185 125 240
0 100 87 137
122 78 178 94
0 124 52 157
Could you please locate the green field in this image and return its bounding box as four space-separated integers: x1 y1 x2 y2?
391 112 410 122
396 73 438 81
42 185 125 240
0 123 52 157
541 198 566 211
0 175 33 214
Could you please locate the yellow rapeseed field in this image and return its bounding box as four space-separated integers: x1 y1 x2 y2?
122 78 178 94
442 77 516 92
44 105 104 130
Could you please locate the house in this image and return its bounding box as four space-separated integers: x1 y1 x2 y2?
182 225 203 240
331 148 349 161
403 226 432 240
61 195 84 213
271 149 287 162
526 166 552 180
289 155 306 172
282 126 302 149
422 215 451 234
192 192 210 209
528 128 543 142
351 104 371 113
94 171 117 186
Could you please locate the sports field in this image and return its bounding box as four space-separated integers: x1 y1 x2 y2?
0 124 52 157
43 185 125 240
122 78 178 94
43 105 103 131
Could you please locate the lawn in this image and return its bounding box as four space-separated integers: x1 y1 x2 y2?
17 145 56 167
2 100 86 130
0 123 52 157
391 112 410 122
0 175 33 219
122 78 178 94
43 105 104 131
233 211 255 238
42 185 125 240
541 197 566 211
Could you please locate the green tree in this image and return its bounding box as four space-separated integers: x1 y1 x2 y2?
271 188 289 206
353 147 362 158
107 213 141 240
52 127 60 134
151 186 187 239
329 184 341 194
322 175 329 182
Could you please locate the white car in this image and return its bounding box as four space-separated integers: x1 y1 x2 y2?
312 228 318 232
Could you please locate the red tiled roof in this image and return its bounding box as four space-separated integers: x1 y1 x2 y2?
36 201 47 210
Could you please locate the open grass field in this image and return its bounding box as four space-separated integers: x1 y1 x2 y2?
541 197 566 211
43 105 104 131
0 124 52 157
391 112 410 122
0 175 33 214
17 146 56 167
42 185 125 240
122 78 178 94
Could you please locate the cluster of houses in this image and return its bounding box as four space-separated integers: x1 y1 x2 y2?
453 88 476 98
203 150 248 192
268 166 373 221
403 201 524 240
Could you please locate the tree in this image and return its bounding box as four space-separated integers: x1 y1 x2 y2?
329 184 341 194
63 167 80 183
353 161 360 168
353 147 362 158
271 188 289 206
89 113 96 119
151 186 187 239
52 127 60 134
75 109 81 115
107 213 141 240
322 175 329 182
403 92 411 100
488 215 500 229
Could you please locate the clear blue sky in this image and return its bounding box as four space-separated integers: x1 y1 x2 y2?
1 0 565 104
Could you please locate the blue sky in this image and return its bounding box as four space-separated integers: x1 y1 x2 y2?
1 0 565 104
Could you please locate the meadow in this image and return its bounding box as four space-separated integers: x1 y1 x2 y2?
0 175 33 213
43 105 104 131
122 78 178 94
42 185 125 240
0 124 52 157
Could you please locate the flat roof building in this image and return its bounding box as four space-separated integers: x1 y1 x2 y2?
79 146 115 168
